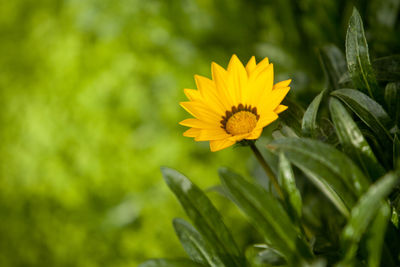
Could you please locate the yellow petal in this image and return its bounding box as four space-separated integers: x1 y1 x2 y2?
180 101 221 122
249 57 269 78
228 133 251 142
210 139 236 152
255 111 278 129
227 54 247 103
273 79 292 90
195 128 230 141
180 118 215 129
194 75 226 113
248 64 274 105
258 86 290 114
183 128 201 137
211 62 234 108
274 105 288 114
245 56 256 75
246 128 263 140
184 89 201 101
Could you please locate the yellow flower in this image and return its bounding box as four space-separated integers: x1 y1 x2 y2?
180 55 291 152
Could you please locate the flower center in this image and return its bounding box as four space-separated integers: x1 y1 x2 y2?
220 104 259 135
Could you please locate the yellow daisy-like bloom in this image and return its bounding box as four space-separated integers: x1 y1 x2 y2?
180 54 291 152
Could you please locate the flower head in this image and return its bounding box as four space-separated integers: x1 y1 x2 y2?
180 55 291 152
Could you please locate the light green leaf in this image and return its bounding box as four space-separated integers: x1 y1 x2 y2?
268 138 370 217
341 171 399 262
162 167 242 267
219 168 312 262
385 82 400 126
139 259 205 267
366 204 391 267
278 153 302 221
318 44 347 90
302 90 326 137
173 218 225 267
331 89 393 150
329 97 384 180
345 8 381 101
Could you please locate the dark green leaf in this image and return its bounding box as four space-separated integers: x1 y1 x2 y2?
138 259 205 267
394 134 400 168
385 82 400 125
341 171 399 262
280 98 305 136
345 8 381 101
219 168 312 261
329 97 384 180
366 204 391 267
173 218 225 267
161 167 242 267
373 55 400 82
278 153 302 221
318 44 347 90
302 90 325 137
331 89 393 150
268 138 370 217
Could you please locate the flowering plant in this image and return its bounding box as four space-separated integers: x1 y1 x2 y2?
140 8 400 267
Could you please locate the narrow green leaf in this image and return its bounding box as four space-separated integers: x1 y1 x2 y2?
278 153 302 221
331 89 393 150
302 90 326 137
161 167 242 267
385 82 400 125
373 55 400 82
245 244 286 266
345 8 381 101
268 138 370 217
173 218 225 267
318 44 347 90
341 171 399 262
139 259 205 267
219 168 312 261
329 97 385 180
366 204 391 267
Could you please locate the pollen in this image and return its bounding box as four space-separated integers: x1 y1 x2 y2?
225 111 258 135
220 104 260 135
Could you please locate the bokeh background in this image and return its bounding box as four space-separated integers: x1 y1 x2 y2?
0 0 398 266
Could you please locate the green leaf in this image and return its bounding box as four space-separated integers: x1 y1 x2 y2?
345 8 381 101
268 138 370 217
329 97 385 180
278 153 302 221
173 218 225 267
245 244 286 267
302 90 325 137
139 259 205 267
394 134 400 168
385 82 400 126
219 168 312 262
373 55 400 82
161 167 242 267
331 89 393 150
318 44 347 90
366 204 391 267
280 98 305 136
341 171 399 262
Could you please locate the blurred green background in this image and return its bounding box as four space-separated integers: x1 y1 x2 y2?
0 0 398 266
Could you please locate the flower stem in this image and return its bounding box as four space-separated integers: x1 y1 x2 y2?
249 143 284 199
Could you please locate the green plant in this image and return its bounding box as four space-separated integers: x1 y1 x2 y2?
140 7 400 267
